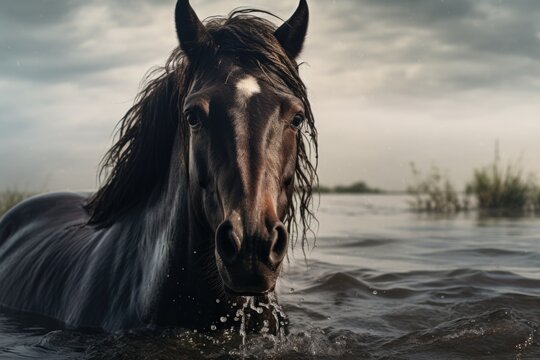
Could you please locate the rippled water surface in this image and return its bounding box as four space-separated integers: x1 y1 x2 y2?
2 195 540 359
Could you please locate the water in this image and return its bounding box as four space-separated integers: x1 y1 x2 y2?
1 194 540 359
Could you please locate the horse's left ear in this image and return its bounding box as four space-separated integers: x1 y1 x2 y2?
274 0 309 59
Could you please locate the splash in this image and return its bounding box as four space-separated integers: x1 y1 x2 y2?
236 297 250 346
228 294 289 357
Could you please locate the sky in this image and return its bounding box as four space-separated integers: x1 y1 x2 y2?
0 0 539 191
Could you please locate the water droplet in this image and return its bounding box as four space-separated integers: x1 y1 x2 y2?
210 325 216 331
259 302 270 309
215 299 220 303
220 316 227 323
372 290 378 295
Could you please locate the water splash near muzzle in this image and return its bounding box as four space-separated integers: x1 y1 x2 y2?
230 294 288 353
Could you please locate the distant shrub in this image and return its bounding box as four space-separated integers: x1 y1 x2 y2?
0 190 30 218
333 181 382 194
316 181 383 194
407 163 469 214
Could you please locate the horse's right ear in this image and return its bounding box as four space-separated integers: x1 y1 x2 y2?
175 0 209 58
274 0 309 59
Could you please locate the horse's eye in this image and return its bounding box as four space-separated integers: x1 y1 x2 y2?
291 113 305 129
185 111 201 128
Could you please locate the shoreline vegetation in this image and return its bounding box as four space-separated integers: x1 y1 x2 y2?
408 146 540 215
316 181 384 194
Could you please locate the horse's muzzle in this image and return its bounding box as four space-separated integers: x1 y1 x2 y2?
215 219 288 295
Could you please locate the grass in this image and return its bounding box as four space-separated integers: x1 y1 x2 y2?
466 162 530 214
407 163 469 214
465 144 540 214
0 190 31 218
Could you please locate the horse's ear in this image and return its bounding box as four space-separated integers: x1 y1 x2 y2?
175 0 209 57
274 0 309 59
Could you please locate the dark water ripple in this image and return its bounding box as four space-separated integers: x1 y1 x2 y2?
2 195 540 359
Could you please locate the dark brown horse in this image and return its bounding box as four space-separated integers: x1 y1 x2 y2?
0 0 317 332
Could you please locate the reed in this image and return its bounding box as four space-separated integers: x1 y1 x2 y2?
407 163 469 213
465 144 537 214
466 163 530 213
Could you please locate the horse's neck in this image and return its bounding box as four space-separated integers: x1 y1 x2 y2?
106 136 223 324
107 151 191 320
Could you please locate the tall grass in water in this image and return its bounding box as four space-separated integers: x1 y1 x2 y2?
466 158 530 214
407 163 469 214
0 190 30 218
408 144 540 215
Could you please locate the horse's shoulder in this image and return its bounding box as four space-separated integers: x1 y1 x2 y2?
0 191 93 238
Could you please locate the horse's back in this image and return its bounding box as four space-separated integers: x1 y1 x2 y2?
0 192 90 247
0 191 90 227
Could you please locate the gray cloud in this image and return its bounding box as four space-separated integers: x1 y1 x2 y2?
302 0 540 102
0 1 80 26
0 0 178 84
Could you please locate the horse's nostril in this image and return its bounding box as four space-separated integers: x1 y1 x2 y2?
216 221 240 264
269 222 288 266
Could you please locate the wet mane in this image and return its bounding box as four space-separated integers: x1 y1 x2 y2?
85 9 318 248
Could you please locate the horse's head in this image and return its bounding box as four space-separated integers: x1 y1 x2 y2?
176 0 312 295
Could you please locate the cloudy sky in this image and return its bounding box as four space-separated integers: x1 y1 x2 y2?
1 0 539 191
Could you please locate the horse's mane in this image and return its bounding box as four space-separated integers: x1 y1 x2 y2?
85 9 318 249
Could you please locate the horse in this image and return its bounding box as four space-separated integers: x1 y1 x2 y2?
0 0 317 333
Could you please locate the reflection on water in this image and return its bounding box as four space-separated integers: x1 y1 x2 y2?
1 194 540 359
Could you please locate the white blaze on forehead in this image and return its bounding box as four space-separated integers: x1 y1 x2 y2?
235 75 261 99
231 75 261 196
